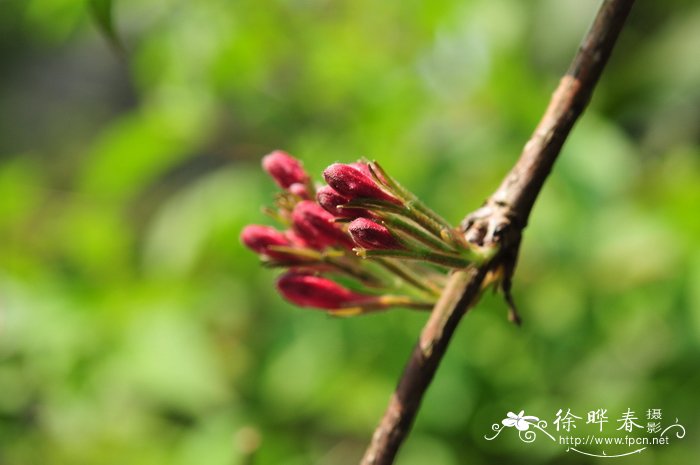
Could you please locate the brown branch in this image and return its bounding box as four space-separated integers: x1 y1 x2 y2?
360 1 635 464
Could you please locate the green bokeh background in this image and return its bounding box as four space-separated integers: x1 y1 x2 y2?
1 1 699 464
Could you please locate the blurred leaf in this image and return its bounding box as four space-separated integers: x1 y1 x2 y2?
88 0 126 57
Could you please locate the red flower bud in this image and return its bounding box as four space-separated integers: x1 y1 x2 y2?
316 185 346 215
288 182 310 199
241 225 295 260
323 163 401 204
291 200 354 249
350 161 373 177
348 218 403 250
349 161 390 184
284 230 310 248
262 150 309 189
316 185 370 219
276 272 368 309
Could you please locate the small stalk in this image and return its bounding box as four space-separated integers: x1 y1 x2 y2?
329 295 435 316
374 258 443 297
355 248 471 269
323 254 386 287
370 163 454 228
376 295 435 310
380 213 458 254
341 198 406 215
267 246 384 286
370 162 467 249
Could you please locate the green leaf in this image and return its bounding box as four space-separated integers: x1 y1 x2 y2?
88 0 126 57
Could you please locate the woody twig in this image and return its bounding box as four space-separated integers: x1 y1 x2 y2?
360 1 636 463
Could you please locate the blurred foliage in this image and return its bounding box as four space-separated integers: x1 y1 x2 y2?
1 0 699 464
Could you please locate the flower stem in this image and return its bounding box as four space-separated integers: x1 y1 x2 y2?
371 162 459 238
381 214 458 254
374 258 443 297
378 295 435 310
355 248 471 269
323 254 386 287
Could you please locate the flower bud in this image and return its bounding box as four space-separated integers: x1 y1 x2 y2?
240 225 294 260
349 161 389 184
291 200 354 249
262 150 309 189
288 182 310 199
348 218 403 250
350 161 372 177
316 185 369 218
276 272 367 309
284 230 310 247
323 163 401 204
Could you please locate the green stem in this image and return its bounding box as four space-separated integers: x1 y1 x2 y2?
378 295 435 310
268 246 385 286
342 189 464 250
323 254 385 287
356 248 471 269
372 162 453 223
375 258 443 296
342 198 406 214
329 295 435 316
382 214 457 254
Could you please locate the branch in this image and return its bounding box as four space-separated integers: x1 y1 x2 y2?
360 1 635 464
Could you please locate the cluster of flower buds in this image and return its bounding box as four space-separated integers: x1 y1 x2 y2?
241 150 488 316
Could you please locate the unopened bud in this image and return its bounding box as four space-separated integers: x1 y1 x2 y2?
276 272 368 309
292 200 354 249
350 161 389 184
241 225 294 260
284 230 310 247
348 218 403 250
316 185 369 218
262 150 309 189
323 163 401 204
288 182 310 199
350 161 372 176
